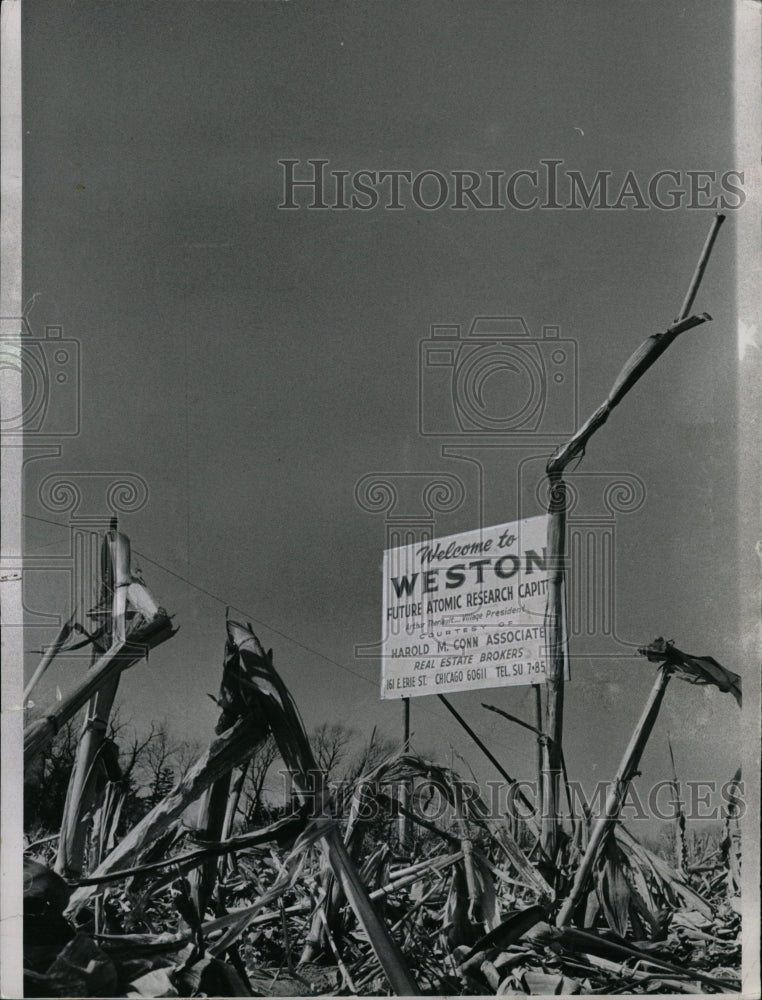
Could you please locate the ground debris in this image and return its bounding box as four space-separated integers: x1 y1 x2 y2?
23 624 742 997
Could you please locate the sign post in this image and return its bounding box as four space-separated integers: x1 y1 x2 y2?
538 213 725 861
540 475 568 860
398 697 411 849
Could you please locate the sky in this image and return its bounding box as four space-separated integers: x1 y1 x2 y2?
20 1 747 816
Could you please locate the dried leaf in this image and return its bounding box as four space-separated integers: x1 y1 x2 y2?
639 638 742 707
615 826 713 917
23 859 71 916
126 967 179 997
45 933 118 997
522 969 582 994
213 620 420 997
596 841 630 936
471 850 502 931
460 904 547 962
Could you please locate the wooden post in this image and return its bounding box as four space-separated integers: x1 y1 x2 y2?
57 523 125 878
533 684 543 805
540 474 567 862
437 694 538 824
398 697 411 849
556 663 672 925
537 215 724 865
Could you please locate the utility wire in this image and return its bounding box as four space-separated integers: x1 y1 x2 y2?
22 512 540 754
24 512 379 690
22 512 458 727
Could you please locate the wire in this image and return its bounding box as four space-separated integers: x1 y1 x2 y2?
23 511 378 690
22 511 540 750
134 548 380 691
23 513 448 715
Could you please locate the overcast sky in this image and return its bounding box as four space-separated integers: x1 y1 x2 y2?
22 1 744 810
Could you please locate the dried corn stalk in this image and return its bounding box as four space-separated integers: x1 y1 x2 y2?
24 577 175 769
67 711 270 913
218 618 420 996
57 524 132 878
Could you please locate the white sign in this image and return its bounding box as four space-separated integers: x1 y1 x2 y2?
381 515 557 700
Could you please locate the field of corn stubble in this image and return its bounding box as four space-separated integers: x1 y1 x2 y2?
22 526 743 998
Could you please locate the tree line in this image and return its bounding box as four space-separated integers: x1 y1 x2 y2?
24 709 397 848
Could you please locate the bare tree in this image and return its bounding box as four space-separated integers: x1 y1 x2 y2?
139 723 177 805
311 722 355 782
242 735 280 825
112 719 159 785
350 729 397 778
24 716 80 836
174 734 205 781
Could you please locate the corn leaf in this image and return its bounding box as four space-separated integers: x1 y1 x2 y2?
639 637 742 707
595 839 631 937
460 904 546 962
68 712 269 913
222 619 420 996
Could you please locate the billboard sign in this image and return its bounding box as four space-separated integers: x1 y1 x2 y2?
381 515 559 699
